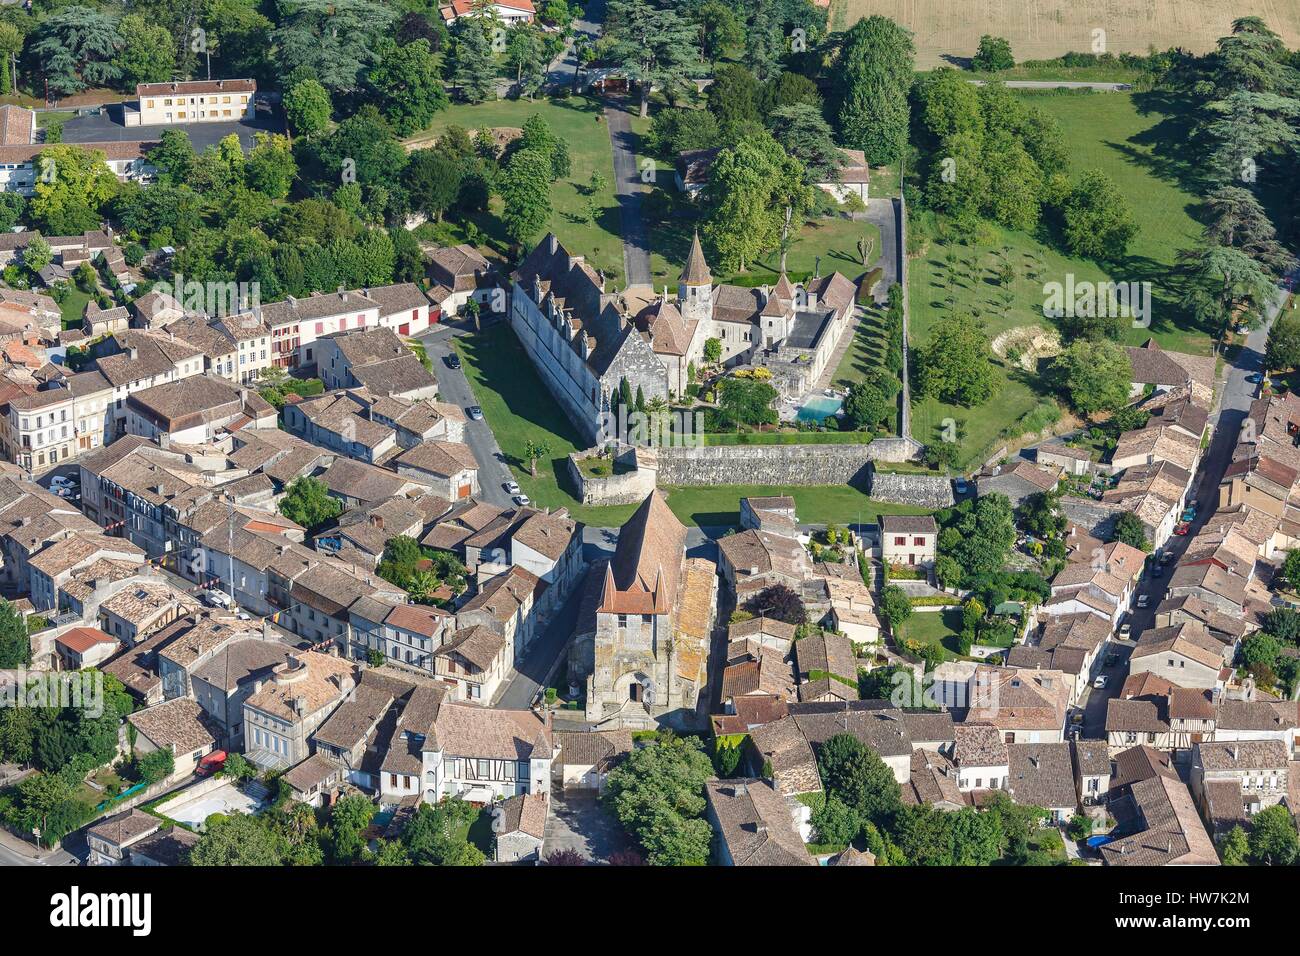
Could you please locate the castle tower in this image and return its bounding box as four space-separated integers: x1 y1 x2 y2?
678 231 713 324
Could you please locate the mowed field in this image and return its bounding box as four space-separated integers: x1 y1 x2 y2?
830 0 1300 67
908 90 1210 470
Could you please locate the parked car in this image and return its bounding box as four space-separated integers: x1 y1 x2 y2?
444 353 461 370
49 475 76 491
1159 551 1173 565
467 405 484 421
1181 508 1196 522
1151 565 1163 578
1137 594 1150 608
1093 675 1108 689
503 480 521 496
1105 652 1121 667
954 478 969 494
1118 622 1132 638
512 493 531 507
196 751 228 778
203 589 233 609
1247 372 1263 383
1070 712 1084 726
1174 522 1190 535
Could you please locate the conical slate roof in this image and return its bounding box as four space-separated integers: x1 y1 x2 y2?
680 231 711 286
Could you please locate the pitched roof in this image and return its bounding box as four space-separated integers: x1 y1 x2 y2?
599 491 686 615
705 778 814 866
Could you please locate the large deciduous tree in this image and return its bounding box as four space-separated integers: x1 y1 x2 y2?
834 15 914 165
604 0 704 117
1054 338 1133 415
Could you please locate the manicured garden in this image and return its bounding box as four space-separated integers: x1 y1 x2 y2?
896 607 964 660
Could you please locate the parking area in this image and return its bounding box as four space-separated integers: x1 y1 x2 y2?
153 780 268 829
543 790 632 863
59 106 285 152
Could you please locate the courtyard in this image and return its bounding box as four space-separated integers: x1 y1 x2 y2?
153 780 269 830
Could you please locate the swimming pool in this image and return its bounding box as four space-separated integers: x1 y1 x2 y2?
795 395 844 422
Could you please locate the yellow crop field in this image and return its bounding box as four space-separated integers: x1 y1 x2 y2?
829 0 1300 67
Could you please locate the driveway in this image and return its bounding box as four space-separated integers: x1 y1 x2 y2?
416 322 515 509
543 790 631 862
604 101 651 288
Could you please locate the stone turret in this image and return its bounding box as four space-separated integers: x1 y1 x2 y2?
678 231 713 324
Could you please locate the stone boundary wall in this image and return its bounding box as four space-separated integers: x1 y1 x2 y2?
656 439 918 486
868 471 954 509
566 450 657 505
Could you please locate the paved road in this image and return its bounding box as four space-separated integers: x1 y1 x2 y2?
494 580 588 709
0 828 82 867
965 79 1132 91
417 322 516 509
1077 640 1132 739
547 0 603 89
603 101 652 288
1122 278 1290 638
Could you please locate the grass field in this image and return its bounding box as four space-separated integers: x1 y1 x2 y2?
646 211 880 290
829 0 1300 68
908 90 1211 469
411 96 626 280
454 323 934 527
898 607 963 659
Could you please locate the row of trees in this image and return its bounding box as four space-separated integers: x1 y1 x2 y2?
1177 18 1298 344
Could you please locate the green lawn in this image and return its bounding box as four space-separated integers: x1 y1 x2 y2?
908 90 1211 469
58 287 93 329
830 303 890 389
898 607 963 659
412 96 625 280
647 209 880 291
454 323 934 528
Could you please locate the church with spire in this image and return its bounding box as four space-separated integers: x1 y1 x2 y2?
567 490 718 729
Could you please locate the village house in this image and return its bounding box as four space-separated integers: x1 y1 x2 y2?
966 666 1071 744
493 792 548 863
86 810 162 866
1072 738 1112 806
1189 739 1290 838
878 513 938 570
393 440 480 500
54 625 119 671
242 652 359 771
125 375 277 445
1099 773 1219 866
127 696 220 783
426 244 494 319
705 778 814 867
1127 622 1231 690
316 324 438 401
189 636 296 750
553 729 633 792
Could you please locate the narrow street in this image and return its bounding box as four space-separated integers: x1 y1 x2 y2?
1123 292 1281 640
416 321 516 509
